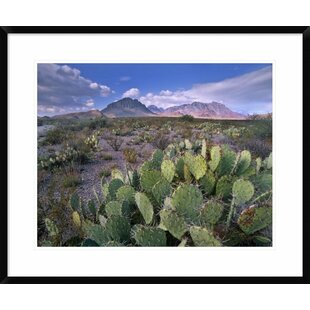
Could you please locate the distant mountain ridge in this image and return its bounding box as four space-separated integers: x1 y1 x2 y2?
52 109 104 120
101 97 155 118
39 98 245 120
149 101 245 119
147 105 165 114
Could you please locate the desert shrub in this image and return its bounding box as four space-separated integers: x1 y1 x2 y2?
152 132 171 150
88 118 107 129
180 114 194 122
63 171 82 188
101 153 113 160
123 148 138 163
106 135 123 151
43 127 69 145
180 127 192 139
238 139 272 159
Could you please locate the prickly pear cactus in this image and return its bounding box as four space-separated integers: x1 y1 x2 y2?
200 200 224 226
184 139 192 150
159 209 188 240
152 178 172 205
199 170 216 196
87 199 97 217
135 192 154 224
116 185 136 205
111 168 124 182
201 139 207 158
70 192 80 211
175 157 185 179
140 170 162 193
256 157 262 174
104 215 131 243
161 159 175 183
105 201 123 217
216 145 236 177
232 179 255 205
132 225 167 246
83 222 109 246
209 145 221 172
184 153 207 180
72 211 81 227
107 178 124 201
235 150 251 176
45 218 59 237
216 175 232 200
238 206 272 235
151 149 164 169
171 184 203 223
190 226 221 246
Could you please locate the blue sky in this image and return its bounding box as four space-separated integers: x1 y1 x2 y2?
37 63 272 116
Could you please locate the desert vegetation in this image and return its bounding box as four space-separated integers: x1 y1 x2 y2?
38 116 272 247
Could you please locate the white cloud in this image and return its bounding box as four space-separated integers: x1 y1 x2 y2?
139 66 272 113
122 88 140 98
85 99 94 107
38 64 112 115
159 90 173 96
100 85 111 96
89 82 99 89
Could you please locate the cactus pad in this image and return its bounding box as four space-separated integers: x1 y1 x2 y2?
254 173 272 193
152 178 172 205
83 223 109 246
175 157 185 179
105 215 131 243
171 184 203 223
190 226 222 246
238 206 272 235
199 170 216 196
72 211 81 227
235 150 251 176
216 145 236 177
111 168 124 182
151 149 164 169
116 185 136 205
256 157 262 174
184 139 192 150
45 218 59 237
132 225 167 246
201 139 207 158
209 145 221 172
216 176 232 200
135 192 154 224
200 200 224 225
184 153 207 180
87 199 97 217
161 159 176 183
232 179 254 205
105 201 123 217
108 178 124 200
70 192 80 211
140 170 162 193
159 209 188 240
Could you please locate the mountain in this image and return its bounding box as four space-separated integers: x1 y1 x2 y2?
52 109 104 120
147 105 165 114
160 101 245 119
101 97 155 118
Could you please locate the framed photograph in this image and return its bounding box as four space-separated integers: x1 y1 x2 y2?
2 26 308 283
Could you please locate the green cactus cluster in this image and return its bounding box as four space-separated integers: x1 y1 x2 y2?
46 144 272 247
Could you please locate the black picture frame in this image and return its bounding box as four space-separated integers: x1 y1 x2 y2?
1 26 308 284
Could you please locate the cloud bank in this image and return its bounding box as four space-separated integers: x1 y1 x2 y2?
122 88 140 98
140 66 272 114
38 64 112 115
